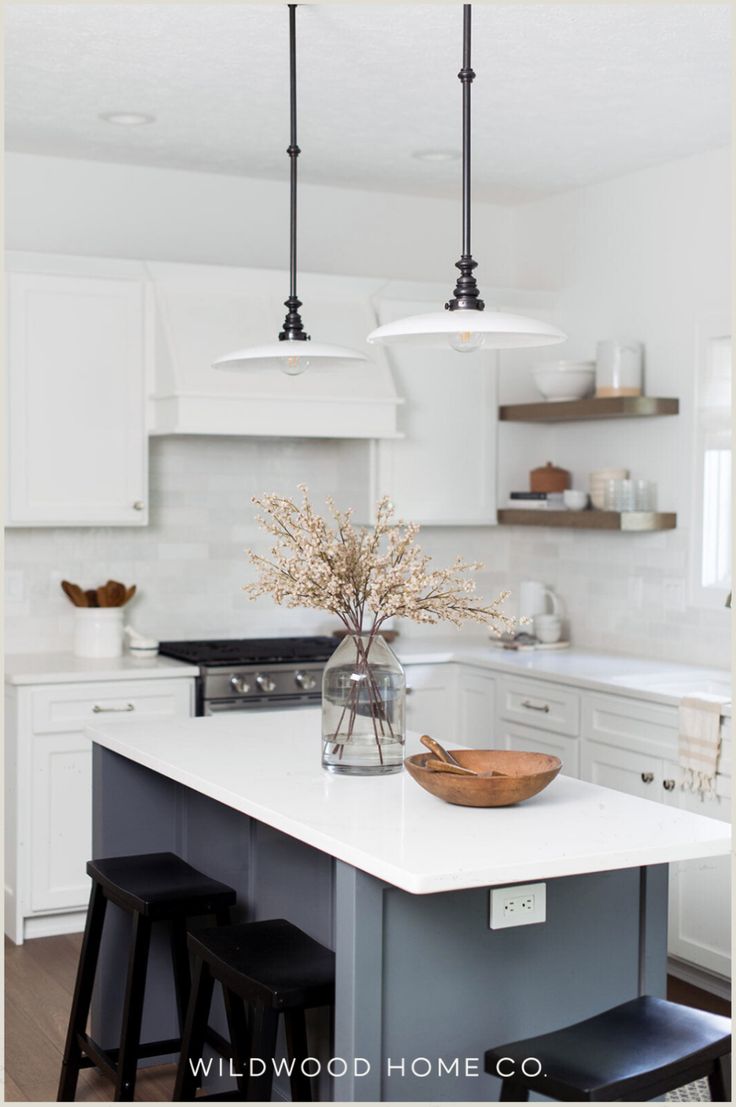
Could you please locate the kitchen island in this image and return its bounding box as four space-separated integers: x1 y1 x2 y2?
89 709 730 1102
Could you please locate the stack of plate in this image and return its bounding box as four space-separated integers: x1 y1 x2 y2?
590 467 629 510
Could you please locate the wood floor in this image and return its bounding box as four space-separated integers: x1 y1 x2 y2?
4 933 731 1102
4 934 176 1101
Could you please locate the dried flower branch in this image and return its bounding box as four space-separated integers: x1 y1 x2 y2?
244 485 514 637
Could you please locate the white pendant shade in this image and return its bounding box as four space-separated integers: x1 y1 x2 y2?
367 308 567 350
213 339 368 372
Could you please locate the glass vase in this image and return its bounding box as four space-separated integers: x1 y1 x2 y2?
321 634 406 775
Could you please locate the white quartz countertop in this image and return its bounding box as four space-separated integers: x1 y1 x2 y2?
393 635 731 712
89 708 731 895
4 652 198 685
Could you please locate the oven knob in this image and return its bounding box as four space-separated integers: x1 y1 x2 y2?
295 670 317 691
256 673 276 693
229 675 251 695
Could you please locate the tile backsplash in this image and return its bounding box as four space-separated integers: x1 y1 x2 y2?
5 435 730 669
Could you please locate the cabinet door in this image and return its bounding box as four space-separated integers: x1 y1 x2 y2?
503 721 580 777
372 299 497 525
6 269 147 525
665 765 731 979
31 731 92 912
404 664 457 744
580 739 661 800
28 678 194 916
456 668 496 748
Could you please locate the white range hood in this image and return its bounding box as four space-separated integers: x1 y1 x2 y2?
147 261 401 438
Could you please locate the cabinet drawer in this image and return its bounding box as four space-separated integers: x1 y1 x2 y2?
31 678 193 734
583 693 678 760
499 676 580 737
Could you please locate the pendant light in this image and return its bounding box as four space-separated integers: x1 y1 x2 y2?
367 5 566 353
214 5 366 376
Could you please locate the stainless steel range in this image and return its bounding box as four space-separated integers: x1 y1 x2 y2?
158 636 339 715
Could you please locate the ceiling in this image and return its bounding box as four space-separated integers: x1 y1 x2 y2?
4 3 732 204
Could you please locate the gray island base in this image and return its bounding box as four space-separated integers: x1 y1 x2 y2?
94 752 669 1101
88 711 729 1102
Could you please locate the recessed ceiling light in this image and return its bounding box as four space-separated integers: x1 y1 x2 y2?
99 111 155 126
411 149 460 163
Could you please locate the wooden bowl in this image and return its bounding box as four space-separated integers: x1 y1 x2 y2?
404 749 561 807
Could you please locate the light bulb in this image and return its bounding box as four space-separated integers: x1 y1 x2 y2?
280 354 310 376
449 330 484 353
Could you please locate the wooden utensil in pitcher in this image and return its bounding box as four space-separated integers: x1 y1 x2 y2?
61 580 87 607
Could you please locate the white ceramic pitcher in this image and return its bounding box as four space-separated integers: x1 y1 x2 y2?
518 580 562 623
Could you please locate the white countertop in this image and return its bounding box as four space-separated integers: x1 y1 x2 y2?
393 635 731 712
4 652 198 685
89 708 731 895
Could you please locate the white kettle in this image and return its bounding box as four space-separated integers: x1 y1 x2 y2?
518 580 562 623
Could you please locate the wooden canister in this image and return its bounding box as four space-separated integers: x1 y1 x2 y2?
530 461 571 493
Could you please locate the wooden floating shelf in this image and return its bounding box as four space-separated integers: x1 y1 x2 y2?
499 396 679 423
497 509 677 532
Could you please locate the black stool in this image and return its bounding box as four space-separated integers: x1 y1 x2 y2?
484 995 731 1101
173 918 335 1102
58 852 236 1102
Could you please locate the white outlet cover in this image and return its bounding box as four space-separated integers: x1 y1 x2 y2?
489 882 546 929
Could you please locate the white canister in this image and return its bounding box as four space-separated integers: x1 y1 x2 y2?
595 340 643 397
73 608 124 658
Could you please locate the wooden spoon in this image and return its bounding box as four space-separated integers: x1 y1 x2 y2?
61 580 87 607
85 589 99 607
96 584 110 607
105 580 127 607
420 733 509 777
124 584 137 605
420 734 462 766
425 758 480 777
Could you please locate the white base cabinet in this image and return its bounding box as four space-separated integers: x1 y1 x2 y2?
5 676 194 944
504 721 581 777
456 667 497 747
403 663 496 747
404 664 459 742
580 736 731 984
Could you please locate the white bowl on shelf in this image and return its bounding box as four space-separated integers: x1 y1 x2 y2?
533 361 595 402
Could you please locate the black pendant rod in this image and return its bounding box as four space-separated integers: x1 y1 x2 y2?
280 3 309 341
446 3 485 312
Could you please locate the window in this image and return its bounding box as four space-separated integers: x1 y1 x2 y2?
694 327 731 605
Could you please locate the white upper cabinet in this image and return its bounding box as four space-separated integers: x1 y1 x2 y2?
6 253 148 526
370 298 498 525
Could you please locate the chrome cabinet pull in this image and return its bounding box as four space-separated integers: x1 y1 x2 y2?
405 687 414 695
133 501 144 511
521 699 550 713
92 703 135 714
663 779 676 791
640 772 654 784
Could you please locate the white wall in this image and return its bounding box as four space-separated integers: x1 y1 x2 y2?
465 146 731 666
4 149 731 667
4 152 514 285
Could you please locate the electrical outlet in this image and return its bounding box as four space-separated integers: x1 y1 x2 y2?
489 883 546 929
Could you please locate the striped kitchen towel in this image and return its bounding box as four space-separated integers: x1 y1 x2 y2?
678 694 729 797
